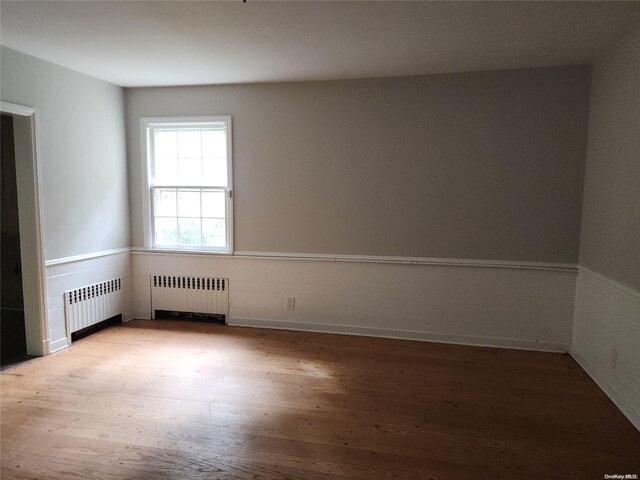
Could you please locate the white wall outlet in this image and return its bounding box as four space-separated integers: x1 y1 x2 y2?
287 297 295 310
611 348 618 370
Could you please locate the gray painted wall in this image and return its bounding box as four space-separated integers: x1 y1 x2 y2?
579 26 640 291
126 65 590 263
0 46 129 261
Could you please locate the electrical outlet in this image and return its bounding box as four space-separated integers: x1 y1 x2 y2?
287 297 295 310
611 348 618 370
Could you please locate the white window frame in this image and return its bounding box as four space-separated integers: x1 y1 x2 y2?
140 116 233 253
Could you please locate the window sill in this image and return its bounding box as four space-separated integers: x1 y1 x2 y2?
131 247 233 256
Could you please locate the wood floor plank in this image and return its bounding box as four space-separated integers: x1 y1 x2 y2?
2 319 639 479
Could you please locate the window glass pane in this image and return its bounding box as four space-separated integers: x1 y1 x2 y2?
178 130 201 159
177 190 200 217
153 189 177 217
203 218 226 247
154 157 178 185
202 130 226 158
154 130 177 158
155 217 177 246
178 218 201 245
202 191 226 218
178 157 202 185
203 157 227 187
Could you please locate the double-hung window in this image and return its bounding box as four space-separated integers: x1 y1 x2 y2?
142 117 232 252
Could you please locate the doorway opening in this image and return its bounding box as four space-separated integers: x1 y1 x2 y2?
1 114 32 368
0 102 48 365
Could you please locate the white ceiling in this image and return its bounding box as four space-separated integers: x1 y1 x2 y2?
2 1 640 88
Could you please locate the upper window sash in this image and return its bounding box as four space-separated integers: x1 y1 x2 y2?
147 121 230 189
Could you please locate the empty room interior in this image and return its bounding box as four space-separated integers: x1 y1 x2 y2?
1 1 639 478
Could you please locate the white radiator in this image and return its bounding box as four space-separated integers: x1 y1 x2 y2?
64 278 123 333
150 275 229 319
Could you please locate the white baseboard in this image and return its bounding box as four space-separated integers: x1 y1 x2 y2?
48 337 69 353
228 317 568 353
40 338 51 356
571 350 640 431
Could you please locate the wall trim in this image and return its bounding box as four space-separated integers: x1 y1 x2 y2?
41 339 50 356
131 248 577 272
227 317 569 353
0 101 35 116
45 247 131 266
234 251 576 271
571 351 640 431
131 247 230 257
133 311 151 321
48 337 69 354
577 265 640 299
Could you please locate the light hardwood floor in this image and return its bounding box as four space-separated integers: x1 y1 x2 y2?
1 320 639 479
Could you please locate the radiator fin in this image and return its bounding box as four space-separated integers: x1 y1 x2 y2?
150 275 229 320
